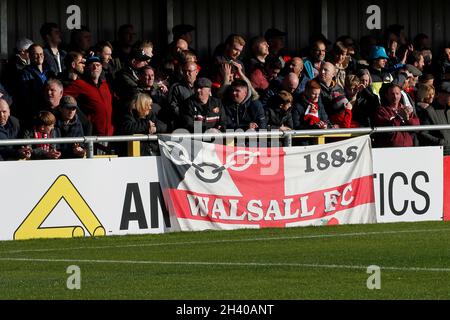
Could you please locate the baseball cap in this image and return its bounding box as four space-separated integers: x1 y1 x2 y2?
405 64 422 77
194 77 212 89
16 37 33 51
129 49 152 62
85 55 101 65
332 94 349 110
60 95 78 109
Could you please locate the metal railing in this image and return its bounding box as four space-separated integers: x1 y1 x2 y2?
1 125 449 158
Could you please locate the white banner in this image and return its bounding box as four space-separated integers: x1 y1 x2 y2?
0 144 444 242
159 135 377 231
372 147 443 222
0 157 169 241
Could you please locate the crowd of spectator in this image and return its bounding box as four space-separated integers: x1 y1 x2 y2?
2 22 450 160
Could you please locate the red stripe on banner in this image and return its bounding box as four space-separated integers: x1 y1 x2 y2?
443 156 450 221
168 175 375 228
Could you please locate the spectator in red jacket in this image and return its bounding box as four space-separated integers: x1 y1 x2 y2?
373 82 420 147
64 56 114 136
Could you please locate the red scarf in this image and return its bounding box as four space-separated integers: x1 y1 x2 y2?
34 130 50 152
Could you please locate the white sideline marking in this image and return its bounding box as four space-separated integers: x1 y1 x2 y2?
0 257 450 273
3 227 450 254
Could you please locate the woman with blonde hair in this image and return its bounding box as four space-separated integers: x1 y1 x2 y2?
414 83 444 149
330 41 348 88
119 93 167 156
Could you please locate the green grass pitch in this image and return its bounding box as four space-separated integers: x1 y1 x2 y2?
1 221 450 300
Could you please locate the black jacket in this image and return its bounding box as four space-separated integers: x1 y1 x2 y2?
266 106 293 130
0 116 22 160
416 102 450 155
119 110 167 156
180 96 227 133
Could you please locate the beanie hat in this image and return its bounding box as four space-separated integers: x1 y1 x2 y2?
332 94 349 110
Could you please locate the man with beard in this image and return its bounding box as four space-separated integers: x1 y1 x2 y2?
59 52 85 87
64 56 113 137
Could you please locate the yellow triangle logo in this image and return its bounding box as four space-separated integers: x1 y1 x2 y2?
14 175 105 240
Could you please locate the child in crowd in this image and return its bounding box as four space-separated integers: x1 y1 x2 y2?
23 111 61 159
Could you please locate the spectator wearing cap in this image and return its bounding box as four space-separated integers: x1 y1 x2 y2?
367 46 393 97
55 95 86 158
2 37 33 94
0 98 31 161
264 28 290 68
180 77 227 133
415 82 450 154
118 92 167 156
113 47 153 111
64 56 114 137
328 93 353 128
13 37 33 70
401 64 422 103
373 82 420 148
303 40 327 80
384 73 416 114
40 22 67 76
